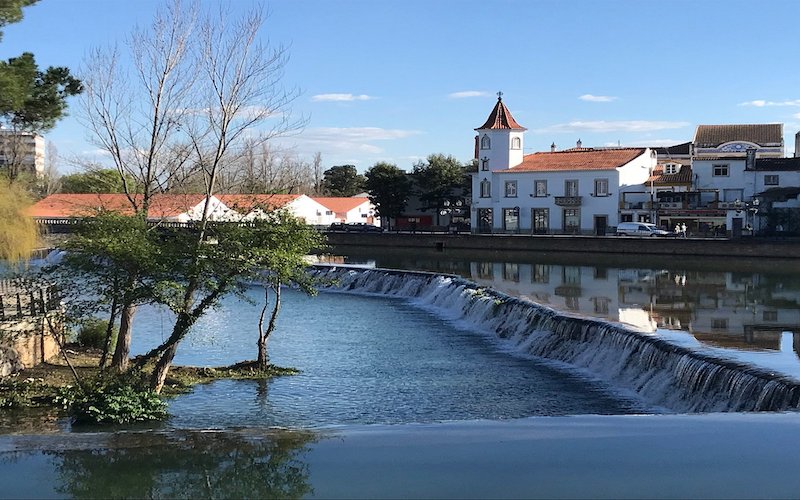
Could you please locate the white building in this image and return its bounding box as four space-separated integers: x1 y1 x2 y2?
0 130 45 178
470 95 656 234
313 196 379 226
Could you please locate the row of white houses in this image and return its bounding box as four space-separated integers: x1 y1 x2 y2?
30 193 379 227
470 95 800 236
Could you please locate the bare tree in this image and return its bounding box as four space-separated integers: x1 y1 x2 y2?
77 1 305 380
40 141 61 196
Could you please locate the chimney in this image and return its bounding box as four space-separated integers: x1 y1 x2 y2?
550 142 556 152
576 138 582 148
474 135 479 160
746 147 756 170
795 131 800 158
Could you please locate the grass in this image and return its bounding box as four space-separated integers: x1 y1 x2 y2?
0 345 298 414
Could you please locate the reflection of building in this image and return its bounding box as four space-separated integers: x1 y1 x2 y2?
0 130 45 178
467 260 800 356
470 95 656 235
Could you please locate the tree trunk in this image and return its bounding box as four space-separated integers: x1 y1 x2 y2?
99 296 118 368
111 302 135 372
149 342 178 394
257 283 281 370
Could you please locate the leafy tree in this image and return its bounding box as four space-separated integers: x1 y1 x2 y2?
60 169 138 194
0 2 82 182
0 181 38 260
364 162 411 230
0 0 37 41
321 164 365 197
411 153 468 213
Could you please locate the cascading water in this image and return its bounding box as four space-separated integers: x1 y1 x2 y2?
311 265 800 413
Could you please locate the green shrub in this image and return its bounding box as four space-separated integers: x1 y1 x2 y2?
76 318 117 350
55 375 167 425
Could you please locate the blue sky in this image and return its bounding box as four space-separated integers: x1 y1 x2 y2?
4 0 800 174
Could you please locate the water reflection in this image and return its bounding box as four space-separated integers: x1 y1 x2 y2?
1 429 316 498
332 249 800 371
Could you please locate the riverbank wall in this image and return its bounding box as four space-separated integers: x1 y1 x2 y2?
325 232 800 259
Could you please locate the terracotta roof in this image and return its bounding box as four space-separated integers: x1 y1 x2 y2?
749 157 800 171
475 97 526 131
694 124 783 148
215 194 301 212
504 148 646 172
29 193 206 218
647 165 693 185
313 197 370 213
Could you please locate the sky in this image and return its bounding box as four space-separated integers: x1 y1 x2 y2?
4 0 800 174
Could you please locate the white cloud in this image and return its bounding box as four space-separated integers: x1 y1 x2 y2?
311 93 375 102
448 91 490 99
579 94 617 103
281 127 421 157
536 120 690 134
792 112 800 120
739 99 800 107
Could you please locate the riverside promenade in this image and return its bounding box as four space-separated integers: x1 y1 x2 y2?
325 232 800 259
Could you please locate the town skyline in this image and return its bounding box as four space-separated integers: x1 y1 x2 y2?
4 0 800 173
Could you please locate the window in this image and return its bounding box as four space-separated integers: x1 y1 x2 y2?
664 164 679 175
713 165 729 177
534 180 547 197
480 179 491 198
565 179 579 196
478 208 493 233
565 296 580 311
594 178 609 197
711 318 728 330
504 180 518 197
511 137 521 150
763 310 777 321
325 210 333 215
563 208 580 233
532 208 549 233
481 157 489 171
480 135 491 150
592 297 610 314
764 174 779 186
503 207 519 231
478 262 493 279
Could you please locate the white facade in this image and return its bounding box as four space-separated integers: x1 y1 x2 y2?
471 149 656 234
0 130 45 177
476 129 525 172
313 197 380 225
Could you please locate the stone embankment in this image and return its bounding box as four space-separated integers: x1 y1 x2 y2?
325 232 800 259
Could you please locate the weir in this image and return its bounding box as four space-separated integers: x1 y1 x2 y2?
310 265 800 413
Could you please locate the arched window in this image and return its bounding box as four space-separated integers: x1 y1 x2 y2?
480 135 491 150
480 179 491 198
511 137 521 150
481 157 489 171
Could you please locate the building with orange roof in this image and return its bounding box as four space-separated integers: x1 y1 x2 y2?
471 94 656 235
312 196 379 226
30 193 334 226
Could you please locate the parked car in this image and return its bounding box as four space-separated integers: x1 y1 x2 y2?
328 222 348 232
328 222 383 233
616 222 670 237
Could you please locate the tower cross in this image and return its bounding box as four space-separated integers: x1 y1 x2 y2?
497 91 503 100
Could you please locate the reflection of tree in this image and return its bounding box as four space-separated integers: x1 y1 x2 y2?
50 429 315 498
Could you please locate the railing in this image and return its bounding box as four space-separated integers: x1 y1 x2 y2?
0 280 60 321
554 196 582 207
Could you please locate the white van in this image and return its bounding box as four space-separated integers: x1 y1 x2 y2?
616 222 669 237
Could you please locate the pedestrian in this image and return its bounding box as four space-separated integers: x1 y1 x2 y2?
675 224 680 236
680 223 687 238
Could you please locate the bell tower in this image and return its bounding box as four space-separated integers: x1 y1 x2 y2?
474 92 526 171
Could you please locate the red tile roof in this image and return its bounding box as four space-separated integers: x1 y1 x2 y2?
647 165 693 185
475 97 526 131
29 193 301 219
215 194 301 213
694 124 783 148
29 193 206 218
503 148 646 173
313 197 369 214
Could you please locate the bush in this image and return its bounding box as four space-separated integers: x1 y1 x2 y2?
76 318 117 350
55 375 167 425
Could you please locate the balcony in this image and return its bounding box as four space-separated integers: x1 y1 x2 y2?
554 196 582 207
